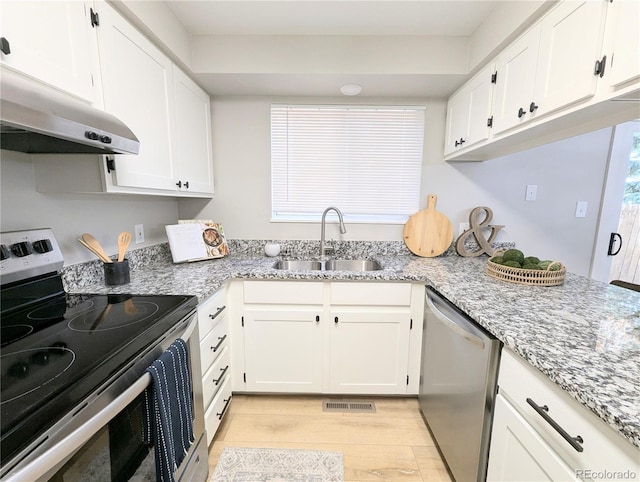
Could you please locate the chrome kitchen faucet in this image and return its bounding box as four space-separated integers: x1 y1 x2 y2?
320 207 347 258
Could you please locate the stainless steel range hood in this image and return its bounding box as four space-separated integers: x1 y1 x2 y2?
0 71 139 155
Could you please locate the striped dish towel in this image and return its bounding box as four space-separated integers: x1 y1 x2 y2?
144 339 195 482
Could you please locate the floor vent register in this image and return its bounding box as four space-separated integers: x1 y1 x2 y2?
322 400 376 413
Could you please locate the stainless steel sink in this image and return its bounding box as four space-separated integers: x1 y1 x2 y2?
324 259 383 271
272 260 323 271
272 259 382 271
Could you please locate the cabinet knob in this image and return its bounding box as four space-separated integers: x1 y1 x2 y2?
184 181 189 189
176 180 182 188
529 102 539 113
315 315 320 323
594 55 607 78
0 37 11 55
454 140 460 147
334 316 339 324
459 138 465 145
517 107 526 118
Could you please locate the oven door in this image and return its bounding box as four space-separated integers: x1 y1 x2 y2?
1 312 208 482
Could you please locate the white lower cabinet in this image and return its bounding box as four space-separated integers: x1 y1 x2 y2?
236 280 422 395
197 287 231 446
488 394 577 481
328 310 410 394
488 349 640 482
243 309 323 392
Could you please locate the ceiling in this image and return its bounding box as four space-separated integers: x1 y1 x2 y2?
166 1 501 37
164 1 504 97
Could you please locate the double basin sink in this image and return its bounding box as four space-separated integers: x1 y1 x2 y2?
273 259 382 272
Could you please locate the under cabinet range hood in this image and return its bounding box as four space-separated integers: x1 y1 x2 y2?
0 71 139 155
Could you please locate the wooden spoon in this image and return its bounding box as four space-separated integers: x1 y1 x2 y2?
81 233 112 263
78 238 111 263
117 231 132 262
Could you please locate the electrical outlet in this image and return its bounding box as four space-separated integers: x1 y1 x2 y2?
525 184 537 201
575 202 588 218
134 224 145 244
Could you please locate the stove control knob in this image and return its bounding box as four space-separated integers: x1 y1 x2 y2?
11 242 33 257
33 239 53 253
0 244 9 260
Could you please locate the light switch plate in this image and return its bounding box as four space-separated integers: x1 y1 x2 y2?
134 224 145 244
525 184 537 201
575 202 588 218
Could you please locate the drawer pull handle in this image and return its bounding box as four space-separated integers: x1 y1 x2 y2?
217 396 232 420
209 305 226 320
213 365 229 385
526 398 584 452
210 334 227 353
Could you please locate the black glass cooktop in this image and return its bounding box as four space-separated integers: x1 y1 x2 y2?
0 290 197 466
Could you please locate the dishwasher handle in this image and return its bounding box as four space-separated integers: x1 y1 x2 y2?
426 292 485 349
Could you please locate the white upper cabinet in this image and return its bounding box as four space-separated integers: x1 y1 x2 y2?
489 24 541 135
532 0 606 116
493 1 606 135
33 2 215 198
172 66 215 195
604 0 640 88
0 1 99 103
96 2 177 192
445 62 495 155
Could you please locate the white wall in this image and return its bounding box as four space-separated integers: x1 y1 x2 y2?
178 96 611 276
0 150 180 266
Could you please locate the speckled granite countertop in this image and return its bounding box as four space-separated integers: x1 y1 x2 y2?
67 247 640 450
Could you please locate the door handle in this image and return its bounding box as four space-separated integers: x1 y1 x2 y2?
607 233 622 256
526 398 584 452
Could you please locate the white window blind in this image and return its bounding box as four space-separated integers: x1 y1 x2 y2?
271 105 425 223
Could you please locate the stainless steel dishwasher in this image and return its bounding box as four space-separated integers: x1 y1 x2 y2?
419 287 502 482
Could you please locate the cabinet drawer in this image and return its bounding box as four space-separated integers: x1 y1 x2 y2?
198 288 227 341
498 349 639 479
200 314 229 374
330 282 411 306
202 345 230 409
244 281 323 305
205 375 232 446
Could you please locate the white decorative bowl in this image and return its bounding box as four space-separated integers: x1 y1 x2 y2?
264 243 281 257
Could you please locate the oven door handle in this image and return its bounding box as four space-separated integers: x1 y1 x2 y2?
4 372 152 482
4 313 198 482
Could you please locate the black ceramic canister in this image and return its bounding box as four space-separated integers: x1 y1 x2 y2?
104 259 130 285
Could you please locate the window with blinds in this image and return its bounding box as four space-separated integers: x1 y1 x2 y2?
271 105 425 223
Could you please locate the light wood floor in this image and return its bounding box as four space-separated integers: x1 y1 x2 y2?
207 394 453 481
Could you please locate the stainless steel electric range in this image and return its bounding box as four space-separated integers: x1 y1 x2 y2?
0 229 208 481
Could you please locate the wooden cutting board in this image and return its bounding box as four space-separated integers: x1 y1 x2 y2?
403 194 453 257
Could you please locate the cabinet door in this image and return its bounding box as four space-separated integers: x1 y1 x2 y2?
444 88 470 155
607 0 640 87
329 311 410 394
96 3 177 191
487 394 577 482
492 24 541 135
243 309 323 392
173 66 214 194
466 63 495 147
444 63 495 155
533 0 605 117
0 1 98 102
